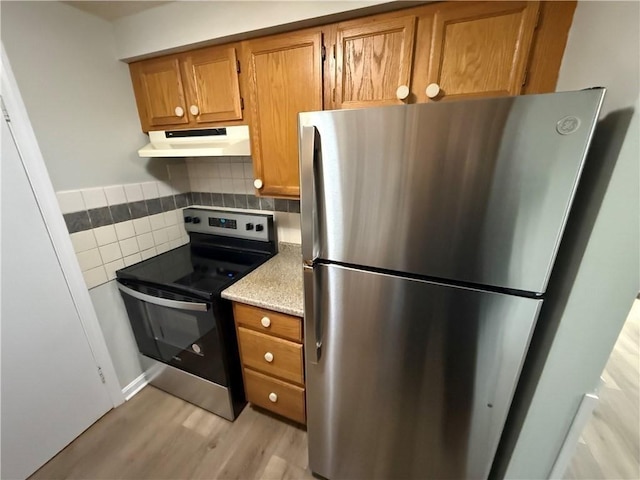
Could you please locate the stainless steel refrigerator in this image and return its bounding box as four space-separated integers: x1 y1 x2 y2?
298 89 605 480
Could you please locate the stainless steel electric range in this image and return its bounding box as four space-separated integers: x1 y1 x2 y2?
116 208 276 420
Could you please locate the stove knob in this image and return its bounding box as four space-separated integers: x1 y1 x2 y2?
192 217 201 224
184 216 193 223
246 223 254 231
255 224 264 232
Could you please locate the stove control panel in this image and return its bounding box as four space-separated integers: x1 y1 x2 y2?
183 208 274 242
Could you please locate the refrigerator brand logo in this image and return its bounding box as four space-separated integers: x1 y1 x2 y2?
556 116 581 135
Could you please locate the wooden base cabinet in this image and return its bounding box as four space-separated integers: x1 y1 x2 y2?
233 303 305 424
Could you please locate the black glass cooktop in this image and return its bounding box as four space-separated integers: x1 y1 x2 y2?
116 243 272 299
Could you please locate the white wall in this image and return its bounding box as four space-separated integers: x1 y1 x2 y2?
556 1 640 116
1 1 172 191
503 2 640 477
113 0 391 60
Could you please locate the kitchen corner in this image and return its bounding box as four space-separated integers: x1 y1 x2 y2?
222 242 306 424
2 1 638 479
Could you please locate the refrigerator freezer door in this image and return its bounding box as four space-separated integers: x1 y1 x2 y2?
305 264 542 480
298 89 605 294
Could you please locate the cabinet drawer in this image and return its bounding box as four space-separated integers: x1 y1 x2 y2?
244 368 305 424
237 327 303 385
233 303 302 342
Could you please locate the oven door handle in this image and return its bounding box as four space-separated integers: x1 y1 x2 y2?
117 283 209 312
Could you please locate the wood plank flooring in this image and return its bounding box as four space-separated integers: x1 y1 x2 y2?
31 301 639 479
29 386 314 480
564 299 640 479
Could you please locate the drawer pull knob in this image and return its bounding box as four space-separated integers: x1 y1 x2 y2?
264 352 274 363
396 85 409 100
425 83 441 99
189 104 199 115
174 106 184 117
254 178 263 189
261 316 271 328
268 392 278 403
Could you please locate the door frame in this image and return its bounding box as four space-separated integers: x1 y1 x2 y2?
1 44 124 407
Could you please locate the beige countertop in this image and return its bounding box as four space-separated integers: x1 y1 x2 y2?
221 243 304 317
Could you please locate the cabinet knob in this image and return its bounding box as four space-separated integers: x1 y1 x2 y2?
268 392 278 403
261 316 271 328
253 178 263 189
189 105 199 116
264 352 274 363
174 106 184 117
396 85 410 100
425 83 441 99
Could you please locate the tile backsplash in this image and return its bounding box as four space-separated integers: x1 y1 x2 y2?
183 157 299 213
56 156 302 290
186 156 254 195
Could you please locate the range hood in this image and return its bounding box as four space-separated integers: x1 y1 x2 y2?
138 126 251 157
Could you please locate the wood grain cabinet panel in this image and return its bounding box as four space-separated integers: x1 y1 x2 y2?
233 303 302 342
244 29 323 198
424 1 540 101
237 327 304 386
521 1 577 95
130 56 189 131
244 368 306 424
182 46 243 124
130 46 243 132
335 16 416 108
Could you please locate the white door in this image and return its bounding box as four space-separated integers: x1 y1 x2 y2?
1 117 113 479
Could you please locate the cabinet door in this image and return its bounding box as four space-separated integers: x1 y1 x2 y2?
425 1 539 102
335 16 416 109
245 30 323 198
130 56 189 132
182 46 243 124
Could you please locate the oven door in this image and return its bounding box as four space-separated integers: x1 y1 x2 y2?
117 282 228 385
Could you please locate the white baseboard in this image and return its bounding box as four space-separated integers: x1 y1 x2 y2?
122 372 148 401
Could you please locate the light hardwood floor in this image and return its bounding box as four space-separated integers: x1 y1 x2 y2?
31 302 639 479
564 299 640 479
30 386 314 480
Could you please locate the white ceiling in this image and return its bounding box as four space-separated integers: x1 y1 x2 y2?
62 1 173 22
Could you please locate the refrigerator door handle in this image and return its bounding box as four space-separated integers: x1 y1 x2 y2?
300 125 319 264
303 265 322 364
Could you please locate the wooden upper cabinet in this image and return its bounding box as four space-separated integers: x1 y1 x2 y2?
130 56 189 131
245 29 323 198
335 15 416 108
130 45 243 132
182 46 243 125
424 1 540 102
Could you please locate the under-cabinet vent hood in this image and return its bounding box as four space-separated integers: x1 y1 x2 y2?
138 126 251 157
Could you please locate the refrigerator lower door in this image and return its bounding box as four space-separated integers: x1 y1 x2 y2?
305 264 542 480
